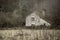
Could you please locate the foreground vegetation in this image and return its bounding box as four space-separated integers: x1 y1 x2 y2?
0 30 60 40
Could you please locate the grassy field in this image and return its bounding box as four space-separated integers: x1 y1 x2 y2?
0 30 60 40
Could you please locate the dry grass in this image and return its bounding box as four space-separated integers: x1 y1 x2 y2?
0 30 60 40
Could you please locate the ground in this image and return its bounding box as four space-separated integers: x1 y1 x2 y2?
0 30 60 40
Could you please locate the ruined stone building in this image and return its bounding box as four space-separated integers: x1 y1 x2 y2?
25 10 51 27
